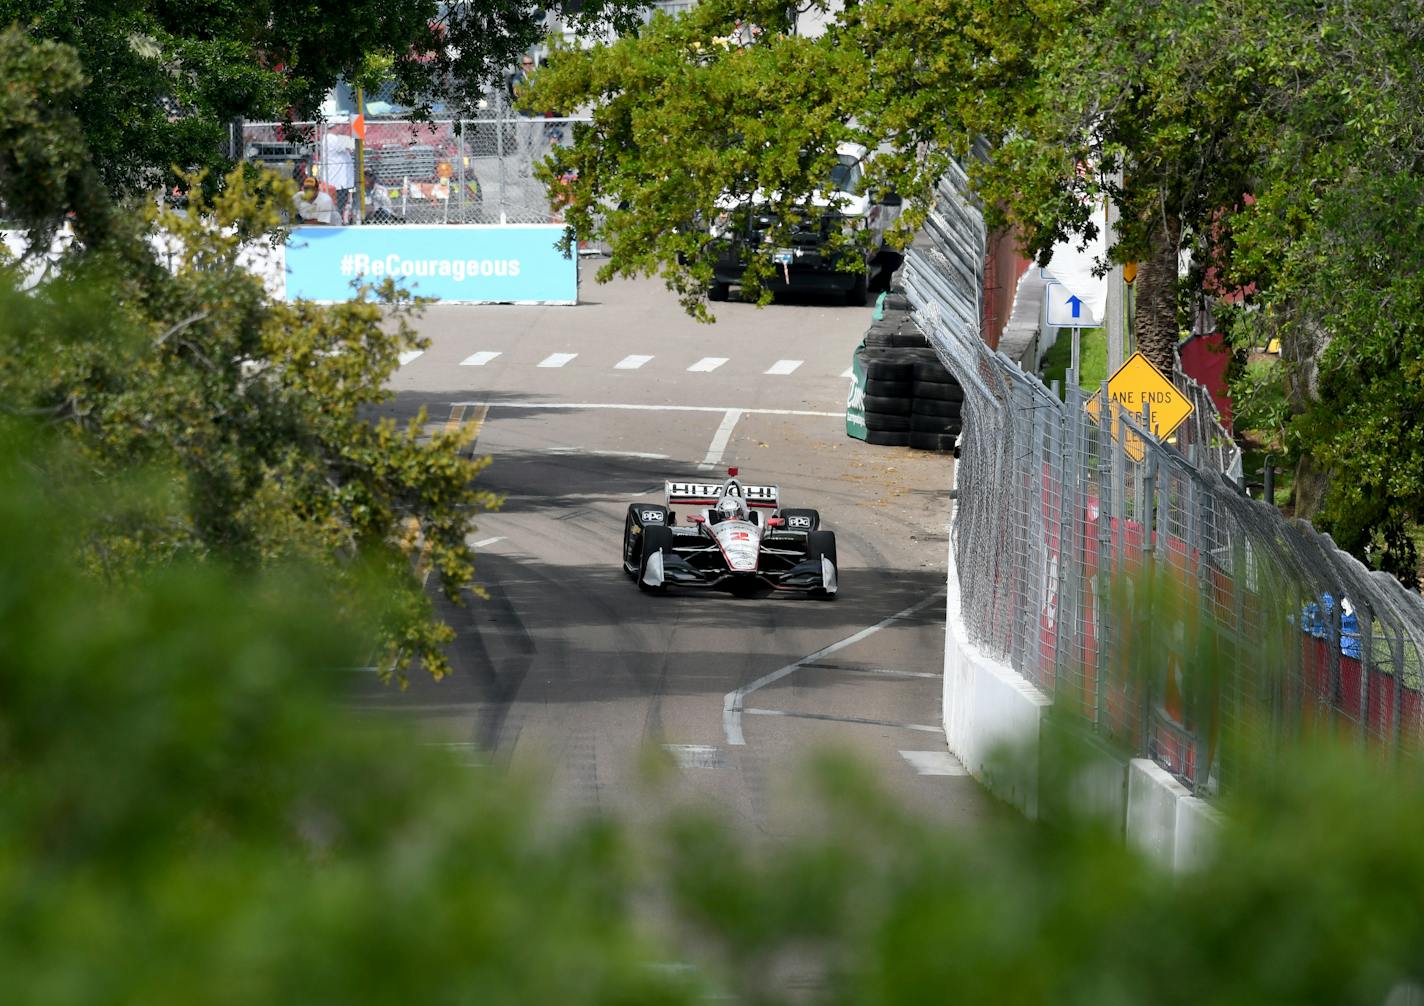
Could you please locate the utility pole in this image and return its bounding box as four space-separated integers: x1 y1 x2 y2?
1104 183 1126 375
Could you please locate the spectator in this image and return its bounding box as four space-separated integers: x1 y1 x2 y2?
507 55 536 107
364 169 399 224
294 176 338 225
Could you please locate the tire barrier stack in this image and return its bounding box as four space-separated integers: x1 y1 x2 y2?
846 290 963 452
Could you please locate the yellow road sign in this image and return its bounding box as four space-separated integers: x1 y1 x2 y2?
1084 352 1193 461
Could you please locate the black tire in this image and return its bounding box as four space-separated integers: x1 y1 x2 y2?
909 431 959 452
806 530 838 600
708 281 730 302
863 429 911 447
862 330 896 349
860 358 915 382
845 270 869 306
863 377 913 397
863 410 912 432
778 507 820 533
912 379 965 402
881 292 913 313
912 397 963 419
913 359 953 382
863 394 912 416
888 331 928 349
622 510 639 578
911 412 961 434
638 524 674 592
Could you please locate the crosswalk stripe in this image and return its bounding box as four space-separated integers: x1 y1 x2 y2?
614 354 654 370
537 352 578 368
765 359 803 375
460 350 502 367
398 350 424 366
688 357 728 373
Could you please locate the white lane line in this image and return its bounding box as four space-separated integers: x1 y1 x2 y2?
688 357 728 373
723 592 946 746
743 709 940 733
451 401 841 418
800 663 943 680
540 447 670 460
471 536 505 548
460 350 502 367
900 750 969 776
398 350 424 366
663 744 726 769
615 354 654 370
698 409 743 470
765 359 803 376
841 367 854 378
538 352 578 368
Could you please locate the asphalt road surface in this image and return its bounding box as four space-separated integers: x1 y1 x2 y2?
353 263 991 835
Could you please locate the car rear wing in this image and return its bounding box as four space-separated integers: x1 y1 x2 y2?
666 481 779 510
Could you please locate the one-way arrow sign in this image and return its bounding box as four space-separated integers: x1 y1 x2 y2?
1044 281 1102 328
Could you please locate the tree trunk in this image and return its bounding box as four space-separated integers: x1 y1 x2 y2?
1291 451 1329 520
1133 211 1181 376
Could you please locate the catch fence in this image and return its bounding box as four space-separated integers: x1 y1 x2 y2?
239 111 590 227
906 165 1424 793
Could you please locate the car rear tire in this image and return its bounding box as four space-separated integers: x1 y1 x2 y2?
778 507 820 532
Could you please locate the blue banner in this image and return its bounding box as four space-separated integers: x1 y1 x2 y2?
284 225 577 304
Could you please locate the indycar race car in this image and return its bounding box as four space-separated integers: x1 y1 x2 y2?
621 469 838 598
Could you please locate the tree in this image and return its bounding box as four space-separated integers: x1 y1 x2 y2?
0 29 498 679
534 0 1423 583
0 0 650 249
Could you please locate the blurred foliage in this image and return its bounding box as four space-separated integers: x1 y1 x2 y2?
4 436 1424 1002
0 33 498 680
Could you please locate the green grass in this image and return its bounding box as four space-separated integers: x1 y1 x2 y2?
1040 326 1107 397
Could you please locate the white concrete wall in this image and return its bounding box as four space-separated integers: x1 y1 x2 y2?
943 468 1221 867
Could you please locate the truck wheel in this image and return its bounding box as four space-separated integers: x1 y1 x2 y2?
845 271 869 307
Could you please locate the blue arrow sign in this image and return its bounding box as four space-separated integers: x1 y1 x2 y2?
1066 294 1083 319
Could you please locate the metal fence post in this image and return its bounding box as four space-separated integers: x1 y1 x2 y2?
1096 380 1112 732
1359 602 1373 745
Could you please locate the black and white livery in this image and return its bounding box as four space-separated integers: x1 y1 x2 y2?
621 469 838 598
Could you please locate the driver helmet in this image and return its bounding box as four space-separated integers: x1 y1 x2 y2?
715 496 746 522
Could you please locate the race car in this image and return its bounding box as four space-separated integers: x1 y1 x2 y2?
621 469 838 598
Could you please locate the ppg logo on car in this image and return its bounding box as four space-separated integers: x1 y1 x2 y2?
641 510 664 523
787 515 812 529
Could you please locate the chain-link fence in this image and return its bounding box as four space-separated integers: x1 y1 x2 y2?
239 110 589 227
907 166 1424 794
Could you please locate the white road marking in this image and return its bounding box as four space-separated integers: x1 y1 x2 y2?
538 352 578 368
698 409 743 470
688 357 728 373
800 662 943 680
765 359 803 376
451 401 841 418
460 350 502 367
900 750 968 776
615 354 654 370
663 744 726 769
540 447 670 460
841 367 854 378
398 350 424 366
723 592 946 746
471 536 505 548
743 709 940 733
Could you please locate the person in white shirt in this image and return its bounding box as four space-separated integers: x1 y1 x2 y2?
294 176 338 225
363 169 398 223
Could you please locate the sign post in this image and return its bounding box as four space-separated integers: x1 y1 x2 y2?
1084 351 1194 461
